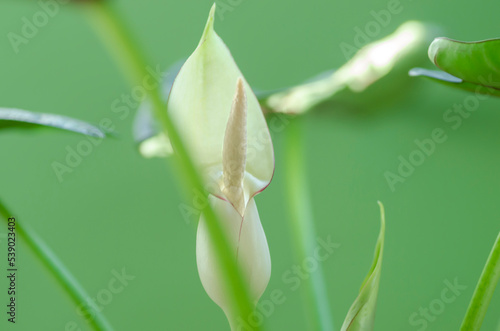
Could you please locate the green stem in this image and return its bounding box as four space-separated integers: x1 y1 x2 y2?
0 197 113 331
285 117 335 331
460 232 500 331
80 3 258 329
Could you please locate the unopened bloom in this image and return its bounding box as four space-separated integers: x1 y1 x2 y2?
167 4 274 327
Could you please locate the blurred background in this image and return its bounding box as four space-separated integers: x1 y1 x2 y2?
1 0 499 330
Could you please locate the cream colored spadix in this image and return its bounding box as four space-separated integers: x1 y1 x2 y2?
167 4 274 205
223 78 247 216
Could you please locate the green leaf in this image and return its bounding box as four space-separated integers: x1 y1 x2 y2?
428 37 500 89
409 68 500 97
0 108 105 137
341 202 385 331
460 232 500 331
410 37 500 96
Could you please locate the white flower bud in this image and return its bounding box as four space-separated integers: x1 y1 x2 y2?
166 4 275 327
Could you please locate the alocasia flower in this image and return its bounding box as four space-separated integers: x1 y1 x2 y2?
166 4 274 327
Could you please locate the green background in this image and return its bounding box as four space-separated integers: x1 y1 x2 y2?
1 0 500 330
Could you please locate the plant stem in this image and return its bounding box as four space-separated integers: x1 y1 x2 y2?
80 3 258 329
460 232 500 331
285 117 335 331
0 197 113 331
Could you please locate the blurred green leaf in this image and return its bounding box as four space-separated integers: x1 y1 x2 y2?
340 202 385 331
0 108 105 137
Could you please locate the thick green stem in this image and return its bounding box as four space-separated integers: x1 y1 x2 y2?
460 232 500 331
80 3 258 329
0 198 113 331
285 117 335 331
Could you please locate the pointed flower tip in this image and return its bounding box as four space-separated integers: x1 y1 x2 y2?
200 4 216 44
209 3 216 16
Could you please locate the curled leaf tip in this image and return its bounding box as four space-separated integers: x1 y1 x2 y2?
223 77 248 216
422 37 500 96
427 37 443 63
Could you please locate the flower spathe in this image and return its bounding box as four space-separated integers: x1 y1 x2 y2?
167 5 274 203
167 4 274 326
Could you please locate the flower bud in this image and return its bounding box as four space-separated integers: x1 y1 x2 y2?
166 4 274 326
